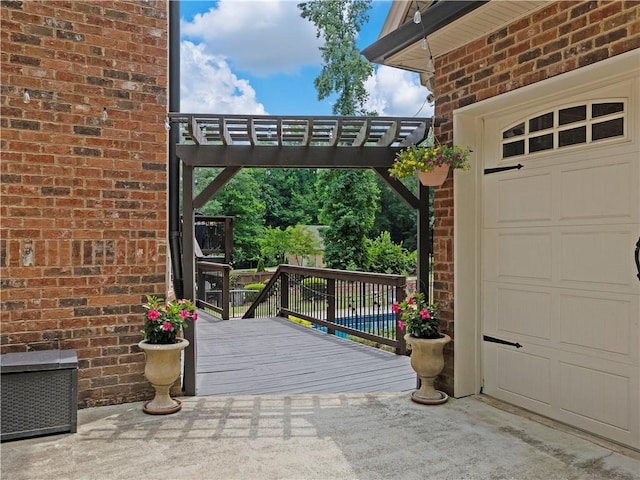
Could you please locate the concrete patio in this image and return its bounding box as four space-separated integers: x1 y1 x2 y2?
2 393 639 480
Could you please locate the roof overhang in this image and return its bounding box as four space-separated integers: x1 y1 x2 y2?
363 1 548 78
361 1 487 66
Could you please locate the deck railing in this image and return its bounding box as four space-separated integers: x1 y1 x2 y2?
243 265 408 355
195 260 232 319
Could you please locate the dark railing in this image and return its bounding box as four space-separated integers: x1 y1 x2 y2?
243 265 408 355
195 260 232 319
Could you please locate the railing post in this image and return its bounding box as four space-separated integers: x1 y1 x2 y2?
326 278 336 335
196 264 205 304
395 284 407 355
280 272 289 314
222 267 230 320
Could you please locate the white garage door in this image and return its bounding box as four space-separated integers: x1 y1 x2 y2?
481 79 639 449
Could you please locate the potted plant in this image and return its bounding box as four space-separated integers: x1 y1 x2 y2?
138 295 197 414
388 144 470 186
393 292 451 404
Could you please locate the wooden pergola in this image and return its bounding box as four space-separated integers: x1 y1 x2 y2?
168 113 439 395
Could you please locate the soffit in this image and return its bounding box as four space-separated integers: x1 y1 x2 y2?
382 0 547 75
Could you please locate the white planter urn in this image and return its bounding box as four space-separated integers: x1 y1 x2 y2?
138 338 189 414
405 333 451 405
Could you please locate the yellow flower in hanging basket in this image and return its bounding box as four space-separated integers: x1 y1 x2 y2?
388 144 471 180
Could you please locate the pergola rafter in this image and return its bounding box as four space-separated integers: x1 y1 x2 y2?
168 113 439 395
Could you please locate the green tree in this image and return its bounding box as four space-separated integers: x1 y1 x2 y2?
299 0 378 270
286 225 322 266
298 0 373 117
372 178 418 251
261 169 320 229
317 169 379 270
260 226 289 266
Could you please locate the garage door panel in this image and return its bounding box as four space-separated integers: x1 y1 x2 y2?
496 287 552 340
485 172 552 226
484 230 552 282
559 292 636 360
490 347 552 406
559 228 637 289
558 361 631 431
560 161 633 222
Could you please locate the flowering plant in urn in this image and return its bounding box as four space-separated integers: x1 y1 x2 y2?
393 292 440 339
142 295 197 344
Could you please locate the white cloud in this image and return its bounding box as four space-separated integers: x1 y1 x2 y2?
181 0 322 76
180 41 267 114
364 66 433 117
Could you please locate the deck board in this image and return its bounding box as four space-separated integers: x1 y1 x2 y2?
195 310 417 396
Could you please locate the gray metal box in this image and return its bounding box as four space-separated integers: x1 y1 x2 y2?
1 349 78 441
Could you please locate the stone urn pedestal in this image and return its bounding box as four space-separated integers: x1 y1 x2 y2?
405 334 451 405
138 338 189 415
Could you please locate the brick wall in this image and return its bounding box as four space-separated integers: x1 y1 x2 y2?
0 0 169 407
431 0 639 394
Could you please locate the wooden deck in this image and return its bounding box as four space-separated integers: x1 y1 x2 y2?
195 310 417 396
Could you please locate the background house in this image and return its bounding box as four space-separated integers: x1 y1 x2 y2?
1 0 170 407
284 225 326 267
364 0 639 449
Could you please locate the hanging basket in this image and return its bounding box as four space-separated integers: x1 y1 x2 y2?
417 165 450 186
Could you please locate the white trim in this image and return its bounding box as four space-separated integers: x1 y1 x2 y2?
452 49 640 398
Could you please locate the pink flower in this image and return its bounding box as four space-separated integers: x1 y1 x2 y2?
407 297 415 305
180 309 189 319
392 302 399 314
420 309 430 319
162 321 172 331
397 320 405 330
192 311 198 321
147 309 160 321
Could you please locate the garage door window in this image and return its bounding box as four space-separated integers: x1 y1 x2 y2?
502 101 625 158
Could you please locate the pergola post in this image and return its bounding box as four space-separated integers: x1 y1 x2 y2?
182 163 197 396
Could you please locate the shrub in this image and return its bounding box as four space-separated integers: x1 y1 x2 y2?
366 231 415 275
244 282 265 303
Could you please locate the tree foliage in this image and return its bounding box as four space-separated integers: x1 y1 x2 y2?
317 169 379 269
372 178 418 251
260 225 322 267
194 168 265 267
260 226 289 266
366 231 416 276
299 0 379 270
261 169 320 229
286 225 322 266
298 0 374 116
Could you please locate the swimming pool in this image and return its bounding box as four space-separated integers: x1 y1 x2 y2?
313 312 396 338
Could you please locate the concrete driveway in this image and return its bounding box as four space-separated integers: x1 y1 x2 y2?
2 393 639 480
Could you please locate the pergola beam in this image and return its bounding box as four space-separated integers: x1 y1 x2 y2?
177 145 407 168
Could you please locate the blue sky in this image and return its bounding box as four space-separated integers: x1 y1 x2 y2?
178 0 432 117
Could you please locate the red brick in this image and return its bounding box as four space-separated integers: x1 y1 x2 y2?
1 0 168 407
